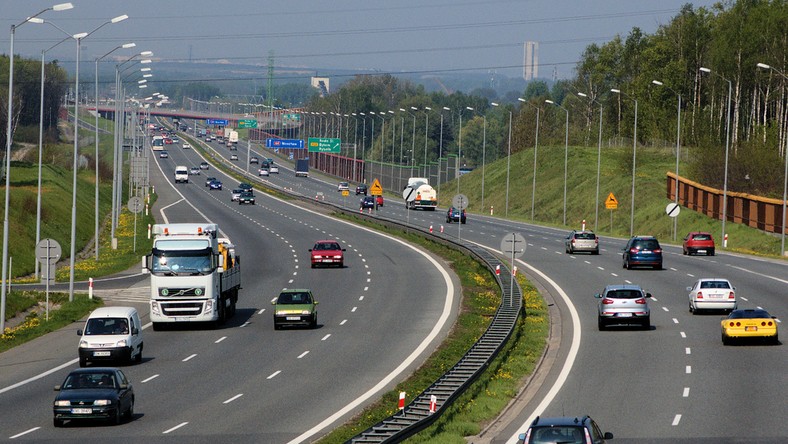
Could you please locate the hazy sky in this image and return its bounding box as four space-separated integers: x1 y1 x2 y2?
2 1 720 80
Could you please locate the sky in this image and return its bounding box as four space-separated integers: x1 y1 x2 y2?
2 0 721 81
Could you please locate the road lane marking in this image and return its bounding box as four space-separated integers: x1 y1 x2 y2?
298 351 309 359
352 307 358 312
686 366 691 374
240 322 250 328
610 273 619 277
364 286 369 291
597 266 605 271
182 354 197 362
267 371 281 379
359 296 364 301
685 347 691 354
141 374 159 383
672 414 682 426
340 319 347 325
662 307 670 312
223 394 243 404
9 427 40 439
216 336 227 343
321 334 331 341
683 387 690 397
673 318 679 324
163 422 189 434
258 308 266 315
680 331 686 338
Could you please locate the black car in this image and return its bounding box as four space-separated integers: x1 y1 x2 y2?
53 368 134 427
199 161 209 170
446 206 466 224
622 235 663 270
519 415 613 443
238 191 255 205
238 182 253 192
360 196 376 209
356 184 368 195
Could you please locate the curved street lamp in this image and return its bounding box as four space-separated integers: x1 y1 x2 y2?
611 88 638 236
545 99 569 226
577 92 604 232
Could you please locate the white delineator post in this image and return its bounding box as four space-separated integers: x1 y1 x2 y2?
88 277 93 299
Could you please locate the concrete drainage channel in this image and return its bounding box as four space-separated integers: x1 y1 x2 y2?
184 132 524 442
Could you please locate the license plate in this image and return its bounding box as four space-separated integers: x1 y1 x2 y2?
286 316 301 321
642 250 651 253
175 317 191 321
618 313 632 318
709 294 722 299
745 326 758 331
322 259 334 263
697 249 706 253
93 351 111 357
71 408 92 414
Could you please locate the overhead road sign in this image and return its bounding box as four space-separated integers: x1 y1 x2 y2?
206 119 228 126
370 179 383 196
308 137 341 153
605 192 618 210
266 139 304 149
238 119 258 129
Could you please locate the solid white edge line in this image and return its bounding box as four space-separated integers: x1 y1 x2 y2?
163 422 189 434
9 427 40 439
503 253 582 444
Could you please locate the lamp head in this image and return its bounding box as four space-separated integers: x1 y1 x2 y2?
53 3 74 11
73 32 88 39
652 80 663 86
121 42 136 49
140 51 153 56
756 63 771 70
545 99 555 104
610 89 621 94
111 14 129 24
517 97 526 102
491 102 500 107
28 17 45 24
577 92 588 98
442 106 451 111
411 106 418 111
699 67 711 73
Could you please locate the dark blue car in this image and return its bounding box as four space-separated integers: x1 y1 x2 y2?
208 179 222 190
622 236 663 270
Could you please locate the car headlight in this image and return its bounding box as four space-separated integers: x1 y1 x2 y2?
151 301 160 315
93 400 111 406
301 310 311 315
116 339 127 347
313 255 322 259
54 400 71 407
79 340 89 348
334 255 342 258
205 299 213 314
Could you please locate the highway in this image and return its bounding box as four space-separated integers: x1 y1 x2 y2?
192 127 787 443
0 129 459 443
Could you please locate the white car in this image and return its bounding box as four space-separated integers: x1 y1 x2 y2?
337 182 349 192
269 165 279 174
258 168 269 177
182 143 191 149
230 154 238 161
687 278 736 314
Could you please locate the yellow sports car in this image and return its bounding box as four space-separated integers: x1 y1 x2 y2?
721 308 779 345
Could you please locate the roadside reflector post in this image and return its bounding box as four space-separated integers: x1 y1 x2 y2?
724 233 728 248
88 277 94 299
512 266 518 276
429 395 437 413
440 225 444 233
429 225 433 233
147 224 152 239
490 205 494 216
495 265 500 276
582 219 586 231
398 392 406 411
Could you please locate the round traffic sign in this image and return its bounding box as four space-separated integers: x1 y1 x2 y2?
402 188 416 202
452 194 469 210
666 202 681 218
36 238 62 264
128 197 143 214
500 233 526 259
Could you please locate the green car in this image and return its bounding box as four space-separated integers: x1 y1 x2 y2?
272 289 318 329
238 191 255 205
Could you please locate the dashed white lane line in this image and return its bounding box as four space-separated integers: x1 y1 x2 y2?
321 334 331 341
584 260 591 264
340 319 347 325
351 307 358 312
223 394 243 404
597 266 605 271
672 414 682 426
364 286 369 291
182 354 197 362
610 273 619 277
683 387 690 397
267 371 281 379
740 297 749 301
685 347 691 355
289 279 294 284
240 321 250 328
359 296 364 301
687 273 695 277
216 336 227 343
680 331 686 338
258 308 265 315
141 374 159 383
662 307 670 312
686 366 692 374
9 427 40 439
297 351 309 359
673 318 679 324
624 280 632 284
163 422 189 434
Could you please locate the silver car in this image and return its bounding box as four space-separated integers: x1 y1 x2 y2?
595 284 651 330
687 278 736 314
565 230 599 255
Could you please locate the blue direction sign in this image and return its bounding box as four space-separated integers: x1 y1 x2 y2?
307 137 341 153
206 119 228 125
266 138 305 149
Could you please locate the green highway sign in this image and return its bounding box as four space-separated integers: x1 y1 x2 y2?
283 113 301 122
237 119 258 129
308 137 341 153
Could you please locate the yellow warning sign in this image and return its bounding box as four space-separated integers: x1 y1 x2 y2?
370 179 383 196
605 192 618 210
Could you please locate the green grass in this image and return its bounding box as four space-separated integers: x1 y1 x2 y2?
448 144 784 257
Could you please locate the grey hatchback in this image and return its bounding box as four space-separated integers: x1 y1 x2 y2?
595 284 652 330
565 230 599 254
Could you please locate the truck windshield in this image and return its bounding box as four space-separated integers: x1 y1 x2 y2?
151 248 213 275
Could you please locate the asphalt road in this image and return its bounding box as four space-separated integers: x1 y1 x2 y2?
192 126 788 443
0 130 460 443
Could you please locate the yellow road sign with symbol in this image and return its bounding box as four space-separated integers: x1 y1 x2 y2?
605 192 618 210
370 179 383 196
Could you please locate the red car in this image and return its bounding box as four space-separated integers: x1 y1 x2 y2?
375 195 384 207
309 240 345 268
683 231 715 256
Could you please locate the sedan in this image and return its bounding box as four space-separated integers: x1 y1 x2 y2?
269 165 279 174
721 308 778 345
309 240 345 268
189 167 200 175
683 231 715 256
272 289 318 329
158 150 169 158
337 182 349 192
182 143 191 149
53 368 134 427
238 191 255 205
446 206 466 224
230 154 238 161
687 278 736 314
231 189 242 202
250 156 259 164
258 168 269 177
238 182 253 191
595 284 651 330
360 196 375 209
205 177 217 187
208 179 223 190
199 161 209 170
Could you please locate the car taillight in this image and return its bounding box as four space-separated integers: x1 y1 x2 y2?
602 298 614 304
653 248 662 253
729 321 735 327
635 298 646 304
697 292 703 299
767 321 774 326
594 239 599 245
736 321 741 327
572 239 576 245
629 248 638 254
728 292 735 299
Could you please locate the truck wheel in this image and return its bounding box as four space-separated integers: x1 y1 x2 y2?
217 300 226 326
152 322 163 331
79 358 87 368
134 345 143 364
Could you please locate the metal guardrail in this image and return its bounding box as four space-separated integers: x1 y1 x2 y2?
180 128 525 442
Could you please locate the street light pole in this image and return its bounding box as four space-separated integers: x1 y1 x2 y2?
546 99 569 226
578 92 604 232
700 67 732 248
756 63 788 257
422 107 431 178
439 107 450 198
652 80 682 241
458 107 473 196
611 88 638 236
492 102 511 216
2 2 73 332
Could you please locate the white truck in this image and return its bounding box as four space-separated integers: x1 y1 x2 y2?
404 177 437 210
174 165 189 183
142 223 241 330
228 130 239 145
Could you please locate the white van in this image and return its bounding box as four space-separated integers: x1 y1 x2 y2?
77 307 144 367
174 165 189 183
